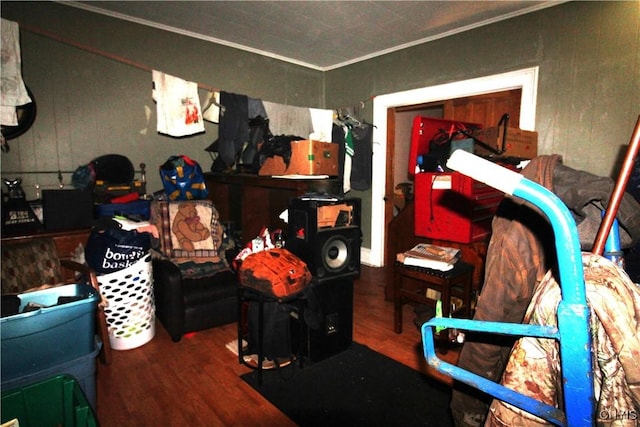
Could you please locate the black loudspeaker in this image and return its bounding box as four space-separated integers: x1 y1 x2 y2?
286 197 361 282
294 278 354 363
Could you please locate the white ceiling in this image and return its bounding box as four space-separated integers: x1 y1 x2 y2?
68 1 560 71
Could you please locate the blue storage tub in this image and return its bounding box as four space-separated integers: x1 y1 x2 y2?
2 338 102 411
0 284 98 382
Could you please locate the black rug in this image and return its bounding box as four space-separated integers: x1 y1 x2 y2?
241 342 454 427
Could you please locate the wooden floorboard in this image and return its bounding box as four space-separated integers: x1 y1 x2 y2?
96 265 459 426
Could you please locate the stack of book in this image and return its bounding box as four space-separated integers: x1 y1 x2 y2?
396 243 461 271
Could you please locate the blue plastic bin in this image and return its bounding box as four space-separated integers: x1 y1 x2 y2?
1 284 98 382
95 199 151 219
2 338 101 411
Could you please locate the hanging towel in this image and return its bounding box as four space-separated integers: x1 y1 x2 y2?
1 18 31 126
152 70 205 137
343 127 354 193
202 90 221 123
263 100 313 138
309 108 334 142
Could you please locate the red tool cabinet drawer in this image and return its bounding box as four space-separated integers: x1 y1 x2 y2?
414 171 504 243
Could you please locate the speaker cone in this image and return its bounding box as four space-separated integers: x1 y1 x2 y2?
322 235 350 271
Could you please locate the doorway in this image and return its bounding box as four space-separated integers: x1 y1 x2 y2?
367 67 539 267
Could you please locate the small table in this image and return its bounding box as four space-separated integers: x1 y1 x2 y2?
394 261 474 334
237 286 305 385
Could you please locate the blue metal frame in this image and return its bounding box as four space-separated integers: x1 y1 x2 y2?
421 152 595 426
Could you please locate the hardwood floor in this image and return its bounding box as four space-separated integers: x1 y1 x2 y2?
96 265 459 426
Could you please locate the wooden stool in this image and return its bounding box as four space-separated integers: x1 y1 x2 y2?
393 261 474 334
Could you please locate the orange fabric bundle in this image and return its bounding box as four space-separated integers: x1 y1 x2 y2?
239 248 312 299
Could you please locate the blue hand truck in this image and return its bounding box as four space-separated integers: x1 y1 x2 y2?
421 150 595 426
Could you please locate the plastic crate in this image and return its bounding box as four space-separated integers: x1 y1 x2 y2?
97 253 156 350
2 338 101 411
1 374 97 427
1 284 98 382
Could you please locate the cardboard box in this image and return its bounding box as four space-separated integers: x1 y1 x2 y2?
259 140 339 176
317 203 354 228
473 126 538 159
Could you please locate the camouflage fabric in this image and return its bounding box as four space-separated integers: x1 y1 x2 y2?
486 253 640 426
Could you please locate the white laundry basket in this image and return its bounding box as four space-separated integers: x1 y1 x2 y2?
97 253 155 350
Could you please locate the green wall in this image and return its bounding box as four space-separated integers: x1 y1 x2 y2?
325 1 640 249
2 1 639 256
326 1 639 175
1 1 325 199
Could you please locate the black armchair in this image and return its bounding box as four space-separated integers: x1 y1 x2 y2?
150 200 238 342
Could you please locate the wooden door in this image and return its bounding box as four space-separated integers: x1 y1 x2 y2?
443 90 521 128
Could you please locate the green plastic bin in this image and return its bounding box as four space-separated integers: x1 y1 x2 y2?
2 338 101 411
1 374 97 427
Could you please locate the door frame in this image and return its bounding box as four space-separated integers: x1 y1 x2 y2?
366 66 539 267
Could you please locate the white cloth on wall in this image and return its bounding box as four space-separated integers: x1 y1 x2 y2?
263 100 313 138
263 100 334 141
309 108 334 142
1 18 32 126
202 90 221 123
152 70 205 137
